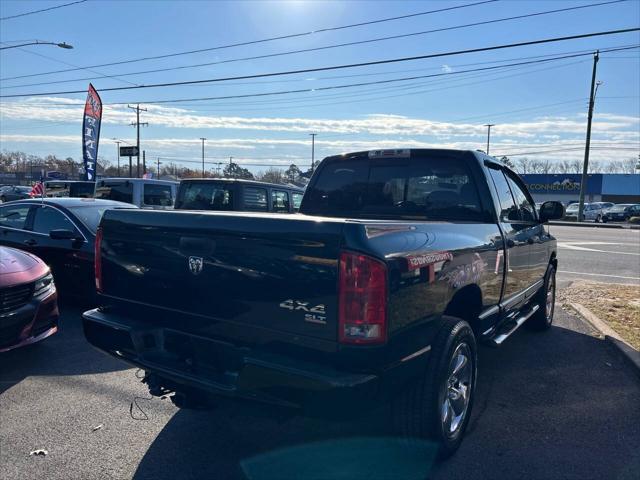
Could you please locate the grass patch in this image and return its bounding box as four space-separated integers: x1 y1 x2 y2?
559 281 640 350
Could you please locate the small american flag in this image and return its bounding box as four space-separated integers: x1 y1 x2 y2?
29 181 45 198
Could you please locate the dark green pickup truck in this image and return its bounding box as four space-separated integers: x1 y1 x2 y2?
83 149 564 456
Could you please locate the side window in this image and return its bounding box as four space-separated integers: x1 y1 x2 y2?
292 192 303 212
143 184 173 206
0 205 31 230
505 172 537 222
271 190 290 212
95 182 133 204
31 206 76 234
244 187 268 211
488 169 519 222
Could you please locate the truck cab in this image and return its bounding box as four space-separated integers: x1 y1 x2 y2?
175 178 305 213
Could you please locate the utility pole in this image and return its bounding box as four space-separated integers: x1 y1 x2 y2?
228 156 233 178
578 51 600 223
157 157 161 177
484 124 495 155
113 140 121 176
128 104 148 178
310 133 317 172
142 150 146 175
200 138 206 177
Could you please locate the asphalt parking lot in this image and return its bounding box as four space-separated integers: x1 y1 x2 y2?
1 225 639 480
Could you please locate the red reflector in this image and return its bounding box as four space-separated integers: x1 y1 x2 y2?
338 251 387 344
94 227 103 293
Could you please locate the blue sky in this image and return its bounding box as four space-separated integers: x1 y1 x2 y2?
0 0 638 173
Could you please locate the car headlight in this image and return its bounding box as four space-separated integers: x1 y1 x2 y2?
34 273 55 297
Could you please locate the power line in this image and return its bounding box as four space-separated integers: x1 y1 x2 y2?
0 0 88 21
100 47 637 106
2 0 628 88
3 28 638 99
0 0 497 80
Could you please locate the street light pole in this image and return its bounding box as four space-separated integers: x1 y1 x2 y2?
484 124 495 155
577 51 600 223
113 140 121 177
200 138 206 177
0 41 74 50
310 133 317 172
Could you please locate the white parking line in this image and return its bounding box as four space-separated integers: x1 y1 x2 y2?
558 271 640 281
557 242 640 255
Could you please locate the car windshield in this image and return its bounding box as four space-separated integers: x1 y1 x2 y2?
67 204 133 233
302 155 485 221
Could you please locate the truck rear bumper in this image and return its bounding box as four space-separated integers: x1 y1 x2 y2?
83 308 421 415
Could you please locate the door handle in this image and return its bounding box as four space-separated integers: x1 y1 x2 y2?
23 239 37 246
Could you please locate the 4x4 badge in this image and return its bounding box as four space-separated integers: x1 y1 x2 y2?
188 256 204 275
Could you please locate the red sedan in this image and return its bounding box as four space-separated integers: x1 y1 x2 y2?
0 246 59 352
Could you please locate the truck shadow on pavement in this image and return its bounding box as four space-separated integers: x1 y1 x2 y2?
0 301 129 395
132 321 640 480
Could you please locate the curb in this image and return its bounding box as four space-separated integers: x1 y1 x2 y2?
550 221 640 229
569 302 640 377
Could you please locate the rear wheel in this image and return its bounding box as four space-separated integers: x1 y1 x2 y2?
527 264 556 331
393 316 477 458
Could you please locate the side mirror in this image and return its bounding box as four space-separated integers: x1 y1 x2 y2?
49 229 81 241
539 201 564 223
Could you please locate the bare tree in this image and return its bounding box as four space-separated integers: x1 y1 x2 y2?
515 157 531 174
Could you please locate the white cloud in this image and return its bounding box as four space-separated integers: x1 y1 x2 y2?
2 97 639 141
441 64 453 73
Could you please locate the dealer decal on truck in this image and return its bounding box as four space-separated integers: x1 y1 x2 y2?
405 251 453 271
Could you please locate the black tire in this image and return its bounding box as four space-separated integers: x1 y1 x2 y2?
527 264 556 331
392 316 477 458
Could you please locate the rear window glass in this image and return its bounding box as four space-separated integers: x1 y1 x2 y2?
95 181 133 204
143 184 173 206
271 190 290 212
244 187 268 211
175 182 234 210
67 205 126 233
302 156 484 221
292 192 303 212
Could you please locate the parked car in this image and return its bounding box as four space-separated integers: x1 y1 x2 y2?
0 185 32 203
83 148 564 456
0 246 59 352
602 203 640 222
0 198 136 298
592 201 614 212
564 202 606 222
175 178 305 213
94 178 178 209
44 180 96 199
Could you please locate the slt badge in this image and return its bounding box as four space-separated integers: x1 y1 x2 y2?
280 299 327 325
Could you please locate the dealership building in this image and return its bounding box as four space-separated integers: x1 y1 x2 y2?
520 174 640 204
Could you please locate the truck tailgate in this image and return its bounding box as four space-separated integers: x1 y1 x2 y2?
99 210 344 342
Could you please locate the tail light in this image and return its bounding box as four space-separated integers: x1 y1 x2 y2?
338 251 388 344
94 227 103 293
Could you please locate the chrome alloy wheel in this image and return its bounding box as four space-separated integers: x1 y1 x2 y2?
545 274 556 323
441 342 473 437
